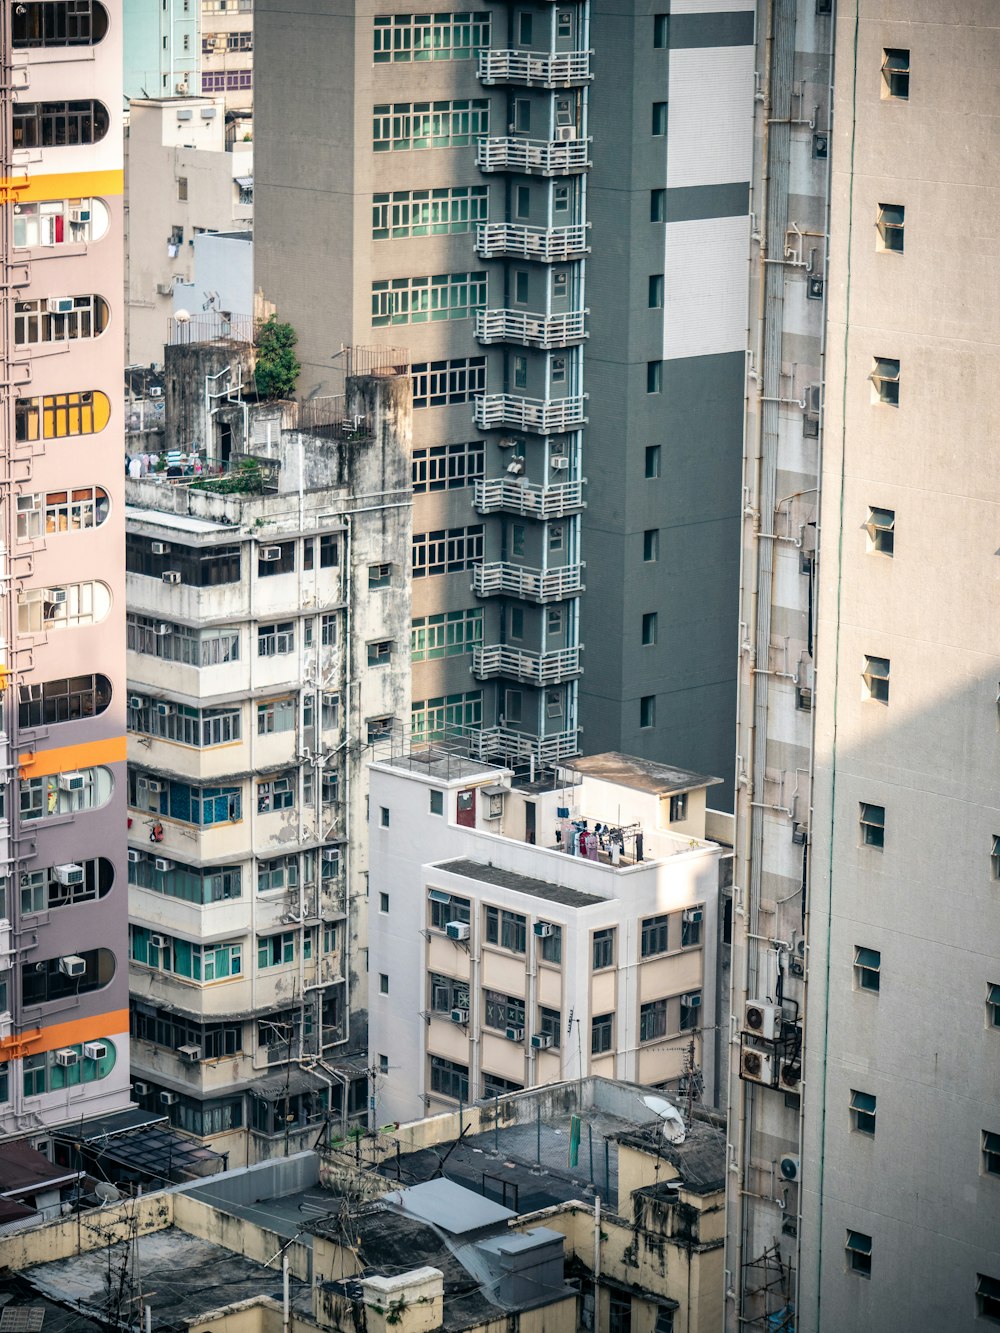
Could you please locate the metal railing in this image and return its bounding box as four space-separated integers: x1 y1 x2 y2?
473 560 585 602
296 394 374 440
474 479 585 519
475 307 587 349
341 344 411 378
167 312 255 346
476 223 589 262
474 393 587 433
477 135 591 175
478 49 592 86
472 726 580 766
473 643 582 684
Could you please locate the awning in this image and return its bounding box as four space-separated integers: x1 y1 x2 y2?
253 1067 331 1101
235 175 254 188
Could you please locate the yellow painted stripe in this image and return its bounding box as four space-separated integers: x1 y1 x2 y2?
19 734 127 778
0 168 124 203
0 1009 129 1061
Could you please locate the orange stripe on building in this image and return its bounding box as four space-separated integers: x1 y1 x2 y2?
19 735 127 779
0 168 124 204
0 1008 129 1062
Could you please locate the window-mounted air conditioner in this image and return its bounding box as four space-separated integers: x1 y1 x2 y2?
530 1032 553 1050
84 1041 107 1061
533 921 553 938
550 456 569 470
155 702 175 717
259 546 283 561
160 1090 179 1105
54 1048 79 1068
45 587 67 605
53 863 84 886
17 494 40 513
149 933 169 949
151 541 171 555
682 907 703 924
177 1044 202 1064
154 623 172 636
445 921 471 941
681 992 702 1008
153 859 173 873
133 1081 150 1096
58 955 86 977
58 772 84 792
127 849 142 864
46 297 74 314
69 207 91 225
142 778 165 794
162 571 181 584
505 1024 525 1043
450 1007 469 1025
128 694 144 709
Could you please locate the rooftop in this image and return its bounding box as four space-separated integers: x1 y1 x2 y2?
434 857 604 908
560 752 722 796
373 745 507 786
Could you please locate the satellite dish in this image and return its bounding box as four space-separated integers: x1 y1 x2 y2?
642 1094 686 1145
174 309 192 323
95 1182 121 1204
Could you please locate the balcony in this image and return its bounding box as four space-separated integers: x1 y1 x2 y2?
476 307 587 349
473 560 584 602
477 136 590 176
479 49 592 87
473 643 582 684
476 223 589 262
474 478 585 519
472 726 580 766
474 393 587 433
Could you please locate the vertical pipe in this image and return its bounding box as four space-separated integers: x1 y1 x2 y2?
588 1121 594 1184
536 1100 541 1164
282 1253 290 1333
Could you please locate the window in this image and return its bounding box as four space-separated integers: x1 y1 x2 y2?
368 563 393 589
412 691 482 742
647 274 664 309
881 47 909 99
484 990 525 1031
375 189 488 241
652 102 667 135
374 12 490 62
877 202 904 252
379 973 389 994
593 927 615 971
554 183 569 213
608 1294 631 1333
517 11 532 43
129 928 241 983
680 992 701 1030
372 271 486 327
591 1013 613 1055
380 806 390 828
640 695 656 729
321 614 337 647
258 622 295 656
257 542 295 577
128 616 239 667
378 1054 389 1075
640 998 668 1043
862 655 890 703
13 2 110 46
509 606 524 639
988 983 1000 1028
516 185 530 219
13 198 111 249
551 356 567 384
485 906 527 954
380 892 390 913
257 698 295 735
126 537 241 586
13 100 109 148
413 525 483 576
257 855 298 894
650 189 666 222
681 910 702 948
15 295 109 345
256 775 294 814
21 766 112 821
176 174 189 202
669 792 688 822
367 717 393 744
983 1131 1000 1177
201 68 252 91
129 772 241 825
871 356 900 406
19 673 111 728
641 612 658 646
865 506 895 556
993 835 1000 881
513 98 530 133
845 1229 872 1278
641 915 669 958
514 355 528 390
320 534 339 567
23 856 114 912
430 891 470 931
645 444 661 478
653 13 668 46
430 789 444 816
131 699 241 747
412 608 483 661
258 932 295 968
16 389 110 441
851 1089 877 1136
854 946 881 993
643 528 659 561
18 486 109 538
372 99 489 152
367 640 393 667
860 802 885 848
977 1273 1000 1323
430 1055 469 1102
411 360 486 409
654 1309 675 1333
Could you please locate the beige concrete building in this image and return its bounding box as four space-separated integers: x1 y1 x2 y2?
200 0 253 109
726 4 1000 1330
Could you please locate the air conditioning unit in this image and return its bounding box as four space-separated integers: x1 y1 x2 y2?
141 779 165 795
155 702 175 717
53 863 84 886
744 1000 782 1041
17 494 40 513
177 1044 202 1064
46 297 74 314
151 541 171 555
149 933 168 949
683 907 703 925
133 1081 150 1097
533 921 553 938
530 1032 553 1050
46 587 67 605
54 1048 79 1068
127 849 141 864
83 1041 108 1061
58 772 84 792
779 1153 801 1182
59 954 86 976
69 207 91 224
450 1007 469 1025
162 571 181 584
154 623 172 636
779 1060 801 1090
550 456 569 470
155 283 174 297
681 992 702 1008
740 1046 776 1087
555 125 577 142
153 858 173 873
259 546 283 561
445 921 471 941
160 1090 179 1105
505 1025 525 1043
128 694 144 709
175 80 189 94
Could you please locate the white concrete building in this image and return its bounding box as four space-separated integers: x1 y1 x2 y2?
368 749 724 1126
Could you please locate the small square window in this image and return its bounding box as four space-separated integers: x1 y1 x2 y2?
429 789 444 816
877 202 905 252
378 1053 389 1074
871 356 900 406
882 48 909 100
862 655 890 704
988 983 1000 1029
380 806 390 828
643 528 659 562
648 274 664 308
983 1131 1000 1177
379 973 389 994
669 792 688 823
368 640 393 666
379 892 390 913
860 802 885 849
846 1229 872 1278
652 102 668 136
653 14 668 47
977 1273 1000 1322
650 189 666 222
641 612 657 646
645 445 661 478
640 695 656 729
850 1088 877 1136
854 946 881 993
865 506 895 556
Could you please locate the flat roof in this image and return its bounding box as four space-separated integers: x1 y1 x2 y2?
125 505 232 535
561 752 723 795
433 858 604 908
373 747 507 785
380 1178 515 1235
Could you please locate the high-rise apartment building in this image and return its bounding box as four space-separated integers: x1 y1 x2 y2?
727 5 1000 1330
124 0 254 110
1 2 130 1134
254 0 750 793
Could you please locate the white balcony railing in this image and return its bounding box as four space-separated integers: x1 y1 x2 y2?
472 726 580 766
474 393 587 433
473 560 585 602
474 478 585 519
473 643 582 684
477 135 591 175
479 49 592 87
476 223 589 262
476 307 587 349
